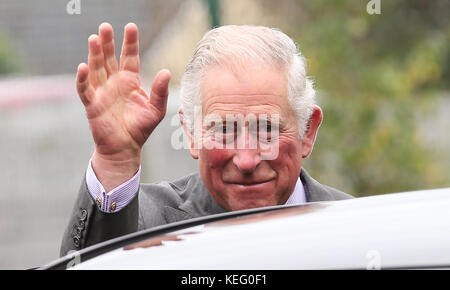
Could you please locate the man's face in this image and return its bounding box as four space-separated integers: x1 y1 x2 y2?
190 64 310 211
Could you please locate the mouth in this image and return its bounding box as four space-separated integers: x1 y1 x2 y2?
226 179 275 188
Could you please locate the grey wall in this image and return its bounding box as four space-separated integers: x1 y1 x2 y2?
0 77 197 269
0 0 181 75
0 0 193 269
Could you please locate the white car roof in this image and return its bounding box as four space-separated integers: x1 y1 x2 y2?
66 187 450 269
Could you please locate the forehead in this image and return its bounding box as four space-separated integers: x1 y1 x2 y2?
200 64 292 117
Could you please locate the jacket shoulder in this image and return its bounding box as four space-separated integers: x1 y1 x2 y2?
138 172 200 206
322 184 354 200
138 173 203 226
300 169 354 202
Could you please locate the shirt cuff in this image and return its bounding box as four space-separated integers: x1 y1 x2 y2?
85 159 141 213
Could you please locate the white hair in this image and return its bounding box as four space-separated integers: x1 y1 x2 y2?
180 25 316 139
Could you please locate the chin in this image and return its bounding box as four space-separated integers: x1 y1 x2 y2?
227 197 278 211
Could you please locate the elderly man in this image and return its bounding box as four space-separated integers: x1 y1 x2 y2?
60 23 352 256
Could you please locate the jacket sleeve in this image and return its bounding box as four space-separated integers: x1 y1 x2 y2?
59 177 139 257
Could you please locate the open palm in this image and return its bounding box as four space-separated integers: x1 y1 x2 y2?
76 23 171 158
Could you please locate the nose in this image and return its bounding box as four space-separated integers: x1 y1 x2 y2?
233 149 261 173
232 131 261 173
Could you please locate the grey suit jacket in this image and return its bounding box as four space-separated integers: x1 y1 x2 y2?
60 169 353 256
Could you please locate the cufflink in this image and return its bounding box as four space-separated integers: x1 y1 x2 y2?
110 201 117 212
96 197 102 208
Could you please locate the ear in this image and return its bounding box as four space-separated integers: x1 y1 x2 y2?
179 108 199 159
301 105 323 158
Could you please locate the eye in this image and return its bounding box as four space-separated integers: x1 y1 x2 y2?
257 121 272 134
220 122 237 145
258 121 279 143
222 122 235 134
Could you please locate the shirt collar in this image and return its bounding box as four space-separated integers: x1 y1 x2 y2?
284 177 306 205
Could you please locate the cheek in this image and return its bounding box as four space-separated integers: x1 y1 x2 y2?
271 137 302 169
200 148 233 170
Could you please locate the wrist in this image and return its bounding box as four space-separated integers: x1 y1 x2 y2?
91 149 141 192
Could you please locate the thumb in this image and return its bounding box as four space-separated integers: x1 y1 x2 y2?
149 69 171 115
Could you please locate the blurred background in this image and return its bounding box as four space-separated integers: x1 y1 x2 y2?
0 0 448 269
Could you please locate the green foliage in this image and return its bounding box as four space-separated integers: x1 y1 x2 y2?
0 30 20 75
268 0 450 195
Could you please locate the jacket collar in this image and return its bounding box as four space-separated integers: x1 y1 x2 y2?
300 168 334 202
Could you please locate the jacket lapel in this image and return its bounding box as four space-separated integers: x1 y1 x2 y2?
163 206 194 224
176 173 227 218
300 168 334 202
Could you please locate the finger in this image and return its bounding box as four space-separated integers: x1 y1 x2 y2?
149 69 171 115
99 22 119 77
120 23 140 73
88 34 107 87
76 63 95 106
